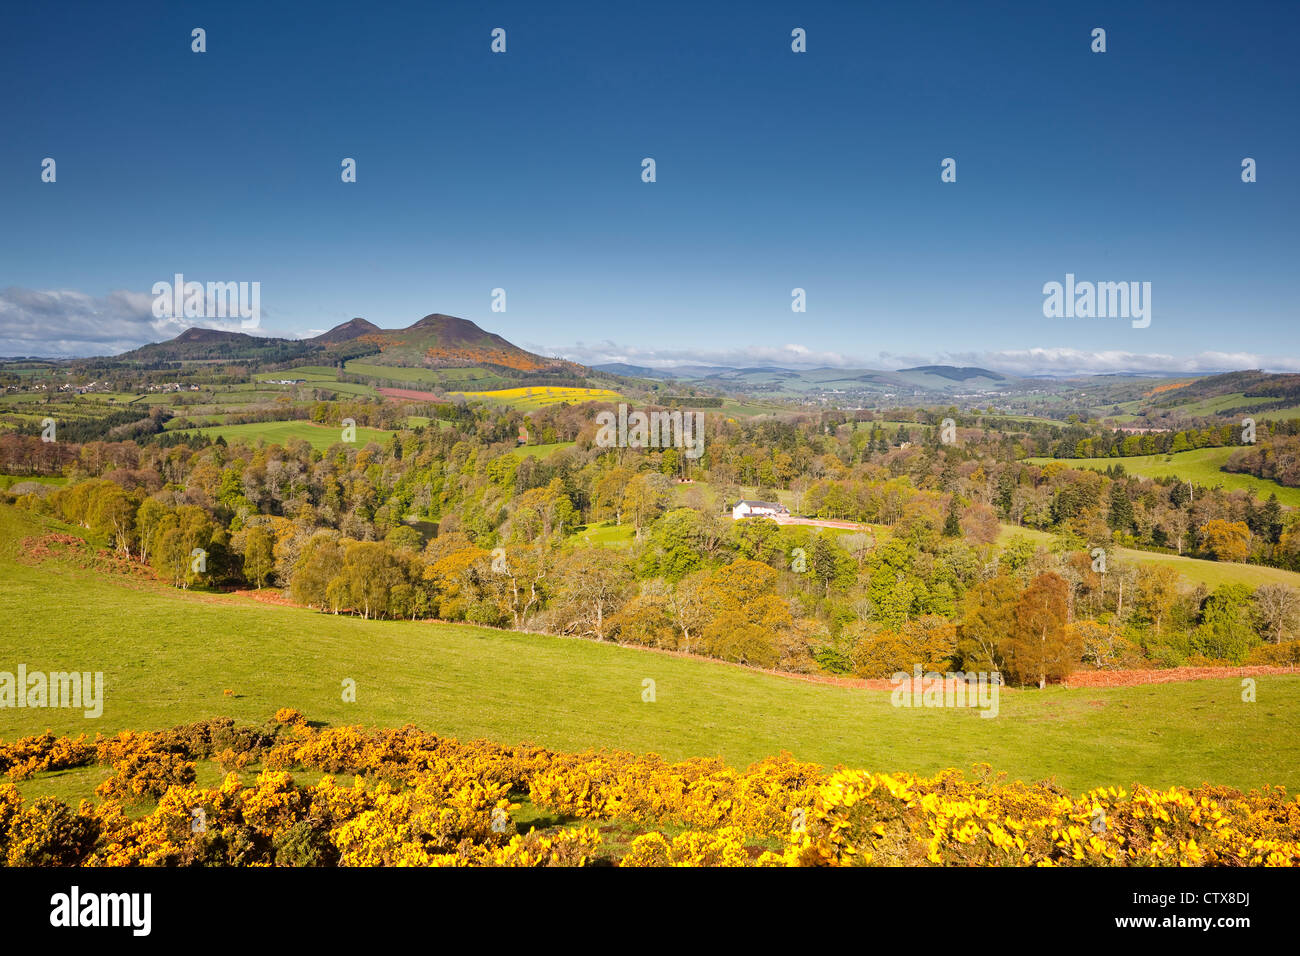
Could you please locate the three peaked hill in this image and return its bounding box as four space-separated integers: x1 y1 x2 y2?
111 314 583 377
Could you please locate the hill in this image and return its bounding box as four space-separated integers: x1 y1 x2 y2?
2 503 1297 793
359 313 582 375
114 327 318 364
1025 447 1300 507
108 314 587 381
895 365 1007 383
309 316 381 345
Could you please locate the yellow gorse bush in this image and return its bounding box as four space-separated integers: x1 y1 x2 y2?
0 716 1296 867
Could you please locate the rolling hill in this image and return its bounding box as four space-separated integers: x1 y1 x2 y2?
357 313 582 374
109 314 588 380
2 503 1298 793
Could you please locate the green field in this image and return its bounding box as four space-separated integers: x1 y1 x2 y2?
255 367 378 398
507 441 575 460
996 523 1300 591
344 362 512 392
2 504 1297 795
1111 547 1300 590
180 419 395 450
0 474 67 491
1026 447 1300 507
573 520 636 547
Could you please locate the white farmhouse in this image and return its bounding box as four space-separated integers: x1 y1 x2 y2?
732 499 790 520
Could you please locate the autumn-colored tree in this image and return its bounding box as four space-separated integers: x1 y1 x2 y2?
1199 519 1251 563
959 503 1000 548
549 548 634 640
849 615 956 678
1002 571 1079 688
424 546 491 621
957 574 1018 672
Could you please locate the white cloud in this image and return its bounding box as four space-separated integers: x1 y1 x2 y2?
911 348 1300 376
535 339 873 370
541 339 1300 376
0 286 295 357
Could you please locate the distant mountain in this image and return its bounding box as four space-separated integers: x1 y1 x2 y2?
310 317 381 345
896 365 1007 382
651 363 1022 396
114 328 315 363
107 313 586 377
592 363 679 378
362 313 580 374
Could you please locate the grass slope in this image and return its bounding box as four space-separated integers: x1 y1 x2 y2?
181 420 395 451
996 523 1300 590
1024 447 1300 506
1 506 1297 793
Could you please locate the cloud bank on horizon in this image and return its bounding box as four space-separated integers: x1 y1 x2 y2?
542 340 1300 377
4 285 1296 378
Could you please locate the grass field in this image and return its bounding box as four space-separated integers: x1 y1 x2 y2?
0 474 67 491
180 419 395 450
1025 447 1300 507
507 441 575 460
2 504 1297 795
344 362 513 392
573 520 636 547
996 523 1300 591
1111 547 1300 590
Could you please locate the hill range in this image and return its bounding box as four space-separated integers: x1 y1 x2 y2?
20 313 1300 421
109 313 585 377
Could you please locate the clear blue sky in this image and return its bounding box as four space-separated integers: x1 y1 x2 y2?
1 0 1297 373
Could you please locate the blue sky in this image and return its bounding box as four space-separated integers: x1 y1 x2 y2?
1 0 1297 373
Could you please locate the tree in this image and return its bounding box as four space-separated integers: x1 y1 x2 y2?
481 545 549 630
810 534 849 596
326 541 410 619
552 548 633 640
607 580 677 648
959 503 999 547
242 525 275 589
86 483 136 556
1133 564 1180 637
957 574 1017 672
385 525 424 552
942 498 961 537
291 533 345 610
1192 584 1259 662
1253 584 1300 644
1002 572 1078 688
641 508 704 581
664 572 710 654
621 473 667 535
1199 519 1251 562
1107 482 1135 533
703 609 778 668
